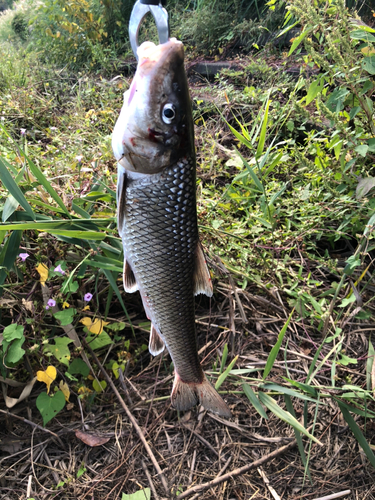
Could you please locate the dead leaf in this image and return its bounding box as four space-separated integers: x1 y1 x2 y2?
80 317 110 335
22 298 33 312
59 380 70 402
36 263 49 285
36 366 56 394
75 430 110 447
5 377 37 409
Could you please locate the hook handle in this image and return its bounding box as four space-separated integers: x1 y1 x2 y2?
129 0 169 60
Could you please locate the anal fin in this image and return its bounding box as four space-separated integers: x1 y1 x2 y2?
123 259 138 293
149 323 165 356
194 242 213 297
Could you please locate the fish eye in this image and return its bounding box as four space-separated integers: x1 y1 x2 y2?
162 103 176 124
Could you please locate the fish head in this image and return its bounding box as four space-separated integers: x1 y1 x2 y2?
112 38 194 174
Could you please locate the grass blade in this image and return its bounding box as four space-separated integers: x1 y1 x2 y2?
284 394 312 483
263 309 293 379
0 230 23 292
259 392 322 445
24 153 71 217
0 157 35 220
260 383 317 403
338 401 375 468
256 95 270 158
215 355 238 390
366 338 374 391
242 383 268 419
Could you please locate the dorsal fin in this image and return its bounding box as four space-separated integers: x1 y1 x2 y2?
123 259 138 293
149 324 165 356
194 242 213 297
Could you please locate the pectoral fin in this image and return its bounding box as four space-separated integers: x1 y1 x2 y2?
123 259 138 293
193 243 213 297
149 324 165 356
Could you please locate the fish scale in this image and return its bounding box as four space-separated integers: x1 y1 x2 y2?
120 157 204 383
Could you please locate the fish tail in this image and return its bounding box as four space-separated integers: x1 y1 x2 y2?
171 373 231 418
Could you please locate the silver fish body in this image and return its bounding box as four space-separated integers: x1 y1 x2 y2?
112 38 231 417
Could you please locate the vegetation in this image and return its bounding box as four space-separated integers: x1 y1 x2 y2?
0 0 375 498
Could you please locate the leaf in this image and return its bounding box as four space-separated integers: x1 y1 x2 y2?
3 323 24 342
256 96 270 158
366 339 374 391
260 382 317 402
355 145 369 157
263 310 293 379
0 230 23 292
338 294 356 308
92 379 107 392
258 392 322 445
2 195 19 222
356 177 375 199
80 317 110 335
288 29 310 56
242 384 268 419
54 308 76 326
350 29 375 43
36 366 57 394
338 401 375 468
36 390 66 426
362 56 375 75
112 361 126 379
5 336 26 365
0 157 35 220
86 331 113 350
68 358 90 377
75 430 110 447
121 489 151 500
36 263 49 285
59 380 70 401
305 77 323 105
44 338 73 366
215 355 238 390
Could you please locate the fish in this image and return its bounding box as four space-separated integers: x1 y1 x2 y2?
112 38 231 418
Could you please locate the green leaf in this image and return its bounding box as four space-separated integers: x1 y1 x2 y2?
356 177 375 200
288 29 310 56
25 154 71 216
5 336 26 364
0 230 23 292
256 96 270 158
220 343 229 373
121 488 151 500
260 383 317 402
259 392 322 445
338 401 375 469
92 379 107 392
68 358 90 377
284 395 311 482
305 77 323 105
338 294 356 308
242 384 268 419
366 339 374 391
54 308 76 326
362 56 375 75
3 323 24 341
263 309 293 379
106 322 126 332
86 331 113 350
350 29 375 43
44 337 73 366
2 195 19 222
355 145 369 157
215 355 238 390
36 390 66 426
0 157 35 220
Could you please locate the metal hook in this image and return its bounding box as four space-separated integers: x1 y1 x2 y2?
129 0 169 60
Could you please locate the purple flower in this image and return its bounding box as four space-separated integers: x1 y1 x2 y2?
54 264 65 275
46 299 56 310
20 128 26 136
84 293 93 302
76 155 83 163
19 253 29 261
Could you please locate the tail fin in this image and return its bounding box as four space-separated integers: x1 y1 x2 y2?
171 373 231 418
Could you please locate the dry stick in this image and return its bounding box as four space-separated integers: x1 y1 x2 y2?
0 409 65 449
142 460 160 500
84 342 169 496
311 491 351 500
177 440 297 499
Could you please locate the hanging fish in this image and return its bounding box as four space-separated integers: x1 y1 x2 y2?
112 38 231 417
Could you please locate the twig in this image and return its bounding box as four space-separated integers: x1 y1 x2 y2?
142 460 160 500
176 440 296 499
0 409 65 449
188 449 197 485
84 341 170 496
258 466 281 500
311 491 351 500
